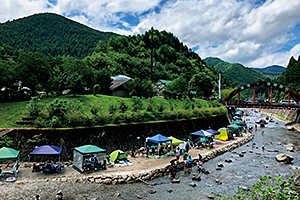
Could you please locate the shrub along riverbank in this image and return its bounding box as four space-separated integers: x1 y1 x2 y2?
0 94 227 128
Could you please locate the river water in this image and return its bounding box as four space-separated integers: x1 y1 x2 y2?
75 109 300 200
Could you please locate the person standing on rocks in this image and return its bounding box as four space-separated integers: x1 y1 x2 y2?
187 156 193 173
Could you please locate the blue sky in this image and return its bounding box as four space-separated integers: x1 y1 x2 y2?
1 0 300 68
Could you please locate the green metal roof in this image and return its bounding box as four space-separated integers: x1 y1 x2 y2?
159 80 172 85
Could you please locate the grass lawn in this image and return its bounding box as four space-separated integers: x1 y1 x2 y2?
0 95 214 128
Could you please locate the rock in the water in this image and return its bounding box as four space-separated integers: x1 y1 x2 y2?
241 151 246 154
275 153 294 163
189 182 197 187
225 159 232 163
171 179 180 183
137 195 143 199
276 142 281 145
149 189 156 194
167 189 173 193
249 150 253 153
267 149 279 152
256 152 261 155
286 146 295 152
192 174 201 181
283 143 294 147
215 179 222 184
115 193 120 197
207 194 215 199
238 186 249 191
216 167 222 170
239 153 244 157
217 163 224 168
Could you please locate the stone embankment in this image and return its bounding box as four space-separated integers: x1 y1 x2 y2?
12 134 253 186
262 108 300 132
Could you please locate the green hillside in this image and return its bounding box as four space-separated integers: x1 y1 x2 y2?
252 65 285 78
276 56 300 94
204 57 269 87
0 94 225 128
0 13 117 57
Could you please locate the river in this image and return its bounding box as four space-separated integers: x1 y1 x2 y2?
84 109 299 200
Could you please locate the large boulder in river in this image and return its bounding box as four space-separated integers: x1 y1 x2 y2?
275 153 294 163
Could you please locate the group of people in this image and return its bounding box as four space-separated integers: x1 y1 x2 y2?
82 156 99 170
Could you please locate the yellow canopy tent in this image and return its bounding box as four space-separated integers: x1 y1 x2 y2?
215 128 232 141
166 136 184 145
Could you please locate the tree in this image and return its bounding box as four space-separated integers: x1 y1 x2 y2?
125 78 155 98
188 72 216 98
16 52 52 96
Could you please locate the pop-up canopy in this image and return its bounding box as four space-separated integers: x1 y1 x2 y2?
205 129 220 136
30 145 62 156
0 147 19 161
73 145 106 173
74 145 106 154
146 134 172 143
165 136 184 145
190 130 212 137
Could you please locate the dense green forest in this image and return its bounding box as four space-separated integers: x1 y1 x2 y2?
276 56 300 95
204 57 270 86
0 13 117 58
0 19 220 101
252 65 285 78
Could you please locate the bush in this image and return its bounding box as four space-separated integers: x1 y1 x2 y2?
27 97 43 116
118 100 128 113
108 103 118 114
214 172 300 200
162 110 172 120
132 111 145 122
131 96 144 112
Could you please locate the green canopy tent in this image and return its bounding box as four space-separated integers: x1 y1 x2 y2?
73 145 106 173
227 124 242 136
0 147 20 177
0 147 19 161
109 150 128 163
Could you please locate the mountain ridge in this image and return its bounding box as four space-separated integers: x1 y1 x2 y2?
0 12 118 57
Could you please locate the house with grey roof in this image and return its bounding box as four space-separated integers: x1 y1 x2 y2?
110 75 132 97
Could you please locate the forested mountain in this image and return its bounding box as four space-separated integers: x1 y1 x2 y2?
204 57 269 87
253 65 286 73
276 56 300 93
0 13 117 58
252 65 285 78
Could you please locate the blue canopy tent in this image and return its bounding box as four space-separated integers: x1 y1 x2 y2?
29 145 63 162
190 130 212 137
146 134 172 156
205 129 220 136
147 134 172 143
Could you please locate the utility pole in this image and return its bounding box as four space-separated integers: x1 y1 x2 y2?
150 27 154 82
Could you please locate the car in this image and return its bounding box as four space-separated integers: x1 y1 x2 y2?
280 99 297 105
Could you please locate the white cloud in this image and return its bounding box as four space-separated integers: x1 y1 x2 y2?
133 0 300 68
